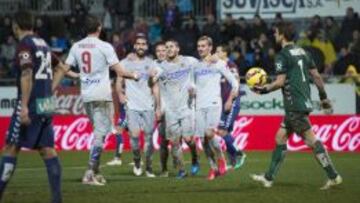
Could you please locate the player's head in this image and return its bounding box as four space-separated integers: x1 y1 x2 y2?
134 33 148 58
215 44 231 60
12 10 34 39
165 39 180 60
197 36 213 59
84 15 102 36
274 22 295 45
155 41 166 61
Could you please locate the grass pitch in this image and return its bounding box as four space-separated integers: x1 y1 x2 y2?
3 151 360 203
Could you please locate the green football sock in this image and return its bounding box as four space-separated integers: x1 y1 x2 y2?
265 144 287 181
313 141 338 179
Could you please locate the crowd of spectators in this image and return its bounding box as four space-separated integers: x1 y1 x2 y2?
0 0 359 88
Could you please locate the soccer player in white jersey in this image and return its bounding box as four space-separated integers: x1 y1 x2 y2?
119 34 161 177
65 15 138 186
153 42 171 177
154 39 199 178
194 36 239 180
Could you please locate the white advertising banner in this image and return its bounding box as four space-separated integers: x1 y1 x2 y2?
220 0 360 19
0 84 356 116
0 87 17 116
240 84 356 115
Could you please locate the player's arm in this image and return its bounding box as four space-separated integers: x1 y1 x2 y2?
219 63 239 111
18 47 33 125
115 76 127 104
220 64 239 99
111 63 139 80
309 67 333 113
152 81 162 121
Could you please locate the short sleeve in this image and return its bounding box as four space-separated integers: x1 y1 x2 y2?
16 43 33 69
103 43 120 66
65 46 77 67
274 54 287 74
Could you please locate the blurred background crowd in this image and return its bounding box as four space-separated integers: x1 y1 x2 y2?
0 0 359 92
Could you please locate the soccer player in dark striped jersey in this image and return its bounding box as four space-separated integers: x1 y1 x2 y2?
0 10 69 203
215 45 246 170
251 22 342 190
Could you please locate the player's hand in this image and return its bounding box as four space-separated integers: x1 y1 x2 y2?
320 99 333 114
132 71 140 81
20 106 31 125
209 54 219 63
252 85 269 95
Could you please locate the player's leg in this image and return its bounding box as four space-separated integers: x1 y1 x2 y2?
202 136 218 180
298 113 342 190
218 97 246 169
0 107 22 200
159 115 169 177
37 117 62 203
251 120 290 188
0 144 20 200
127 110 143 176
206 106 227 176
39 147 62 203
172 137 186 179
107 124 124 166
182 110 199 175
166 113 186 178
197 108 220 180
83 101 112 185
142 111 156 177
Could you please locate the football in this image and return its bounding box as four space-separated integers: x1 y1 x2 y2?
245 67 268 88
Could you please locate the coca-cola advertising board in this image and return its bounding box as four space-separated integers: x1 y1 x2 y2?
0 115 358 152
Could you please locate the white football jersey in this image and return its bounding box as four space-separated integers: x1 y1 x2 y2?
65 36 119 102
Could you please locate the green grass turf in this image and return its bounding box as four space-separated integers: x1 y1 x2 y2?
2 151 360 203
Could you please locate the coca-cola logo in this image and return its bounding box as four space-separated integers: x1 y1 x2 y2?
54 89 85 115
230 116 253 150
288 116 360 151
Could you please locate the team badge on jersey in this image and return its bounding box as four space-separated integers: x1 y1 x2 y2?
18 50 32 66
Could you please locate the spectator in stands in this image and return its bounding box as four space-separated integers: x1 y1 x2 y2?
102 5 114 41
349 30 360 55
303 46 326 73
220 13 239 43
251 14 268 40
34 17 50 43
296 31 312 47
307 15 323 41
324 16 340 47
339 7 360 47
181 16 200 55
149 16 163 45
333 45 360 75
231 50 249 77
176 0 193 16
162 0 181 38
66 15 82 40
236 17 251 42
311 30 337 73
202 14 220 45
0 16 12 43
111 32 127 59
0 35 16 77
338 65 360 113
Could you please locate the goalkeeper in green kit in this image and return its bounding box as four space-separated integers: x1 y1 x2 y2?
250 22 342 190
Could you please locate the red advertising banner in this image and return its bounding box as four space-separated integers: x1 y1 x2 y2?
0 115 359 152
